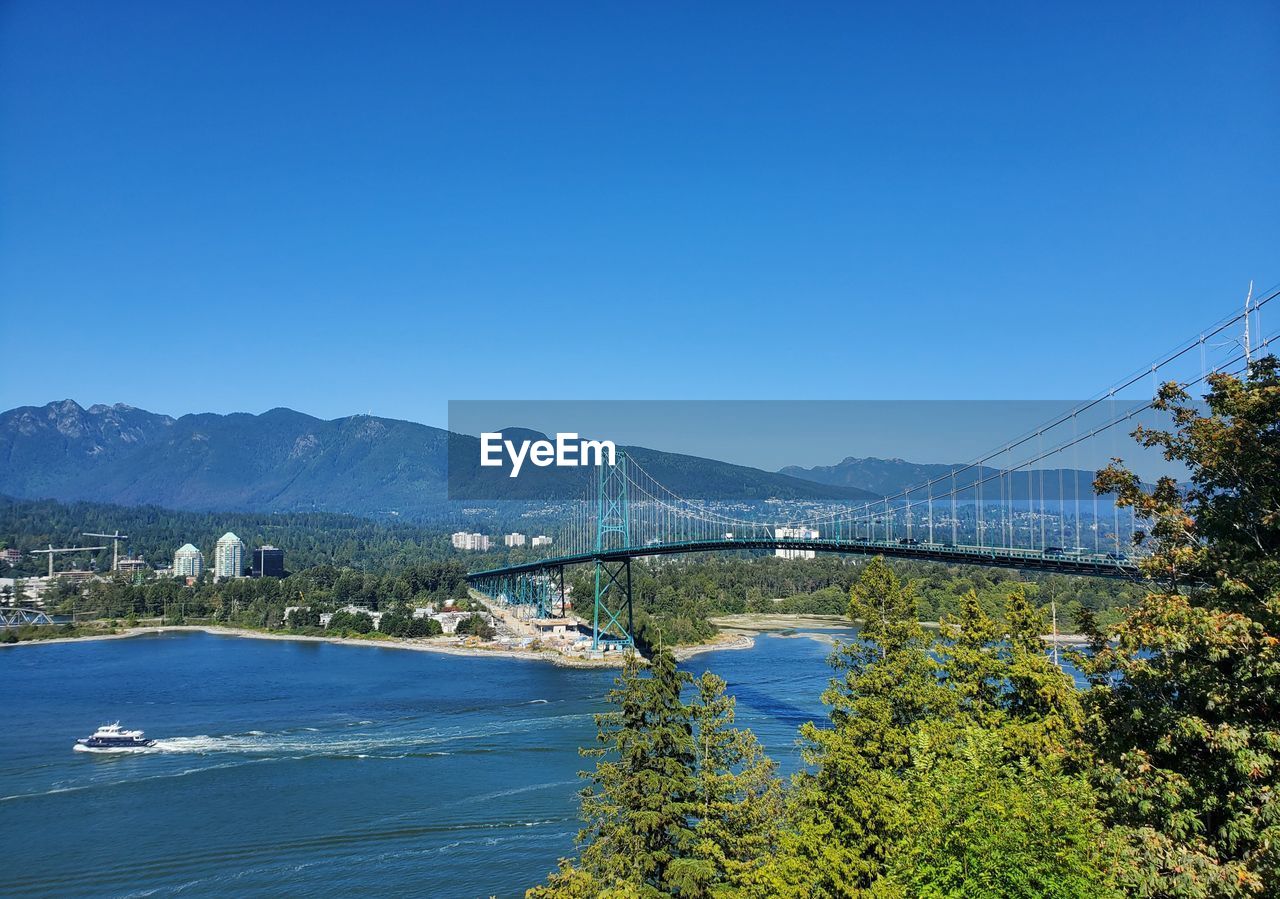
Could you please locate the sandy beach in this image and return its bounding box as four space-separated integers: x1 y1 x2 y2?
707 613 854 634
671 632 755 660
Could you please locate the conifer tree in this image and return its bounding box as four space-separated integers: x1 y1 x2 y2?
574 647 697 895
673 672 783 897
754 557 957 896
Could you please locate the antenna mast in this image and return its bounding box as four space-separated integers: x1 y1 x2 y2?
1244 280 1255 364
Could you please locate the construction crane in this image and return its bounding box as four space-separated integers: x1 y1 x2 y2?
83 531 130 572
29 544 108 578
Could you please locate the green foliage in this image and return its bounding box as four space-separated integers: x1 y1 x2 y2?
326 609 373 634
576 649 698 896
285 606 321 629
685 672 783 895
454 613 495 640
532 648 780 898
377 605 442 637
884 731 1121 899
1084 358 1280 896
748 558 1120 898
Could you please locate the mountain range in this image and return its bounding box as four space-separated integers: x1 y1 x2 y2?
779 456 1115 500
0 401 878 517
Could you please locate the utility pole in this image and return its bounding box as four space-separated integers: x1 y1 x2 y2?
1051 599 1060 667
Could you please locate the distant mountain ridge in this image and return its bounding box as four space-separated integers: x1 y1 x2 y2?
779 456 1115 500
0 401 877 516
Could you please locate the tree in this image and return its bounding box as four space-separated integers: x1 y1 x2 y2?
755 557 957 896
749 561 1122 898
579 647 698 895
285 606 321 629
455 613 495 640
885 730 1122 899
409 615 442 637
326 609 373 634
1084 358 1280 895
531 648 782 899
681 671 783 896
531 648 699 897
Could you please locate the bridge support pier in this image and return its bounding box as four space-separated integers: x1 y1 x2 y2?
592 557 632 652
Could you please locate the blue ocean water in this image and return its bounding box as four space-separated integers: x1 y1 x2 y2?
0 629 846 898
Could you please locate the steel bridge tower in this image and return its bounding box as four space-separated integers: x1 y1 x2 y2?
592 452 633 651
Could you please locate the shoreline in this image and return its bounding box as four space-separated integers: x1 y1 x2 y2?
1 613 885 665
3 623 756 665
672 632 755 660
0 625 627 668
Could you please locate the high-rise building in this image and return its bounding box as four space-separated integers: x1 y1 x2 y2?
504 533 526 547
214 532 246 580
251 545 285 578
451 532 491 551
531 535 553 548
174 543 204 578
774 526 819 560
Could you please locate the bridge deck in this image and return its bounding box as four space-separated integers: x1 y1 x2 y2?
466 538 1140 581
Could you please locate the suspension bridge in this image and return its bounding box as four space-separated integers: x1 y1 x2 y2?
468 288 1278 652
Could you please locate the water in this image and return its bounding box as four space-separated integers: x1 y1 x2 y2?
0 629 846 898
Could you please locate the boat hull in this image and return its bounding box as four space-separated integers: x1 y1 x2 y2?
75 737 156 750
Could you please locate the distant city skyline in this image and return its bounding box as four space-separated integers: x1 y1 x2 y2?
2 2 1277 425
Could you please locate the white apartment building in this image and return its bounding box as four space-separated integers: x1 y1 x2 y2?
531 535 552 548
174 543 204 578
214 532 246 579
504 533 527 547
451 532 491 552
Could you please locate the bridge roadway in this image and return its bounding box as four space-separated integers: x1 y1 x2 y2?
466 537 1141 582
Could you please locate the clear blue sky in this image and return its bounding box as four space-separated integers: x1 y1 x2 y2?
2 1 1276 427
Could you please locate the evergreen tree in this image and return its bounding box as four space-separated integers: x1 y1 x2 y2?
675 672 783 897
999 585 1084 758
884 729 1122 899
1085 358 1280 895
531 649 782 898
750 561 1121 898
558 648 698 897
754 557 956 896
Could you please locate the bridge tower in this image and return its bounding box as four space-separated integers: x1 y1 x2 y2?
592 452 632 651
